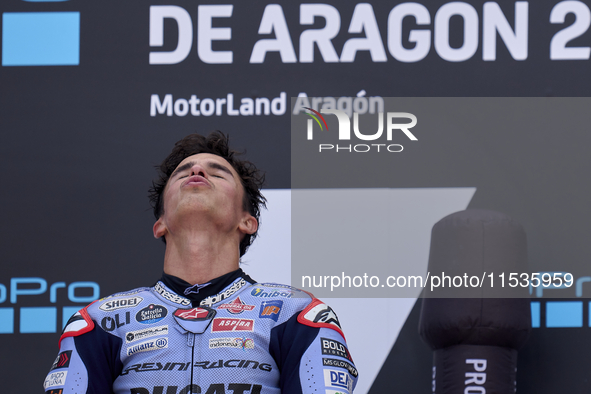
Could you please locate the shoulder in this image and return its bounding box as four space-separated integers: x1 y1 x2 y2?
60 286 154 345
86 286 154 316
247 283 344 337
92 287 153 312
248 282 313 308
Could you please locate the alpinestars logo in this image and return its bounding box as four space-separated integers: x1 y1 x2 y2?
200 278 247 307
154 282 191 306
308 305 341 328
174 307 215 321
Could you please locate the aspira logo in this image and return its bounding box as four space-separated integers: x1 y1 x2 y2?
302 107 417 153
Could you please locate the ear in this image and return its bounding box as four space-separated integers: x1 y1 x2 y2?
239 214 258 235
153 217 168 239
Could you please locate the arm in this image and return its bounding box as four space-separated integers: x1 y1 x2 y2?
270 300 358 394
44 305 123 394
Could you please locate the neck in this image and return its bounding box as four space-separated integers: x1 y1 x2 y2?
162 228 241 284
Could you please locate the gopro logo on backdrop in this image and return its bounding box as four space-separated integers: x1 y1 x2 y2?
0 277 99 334
2 1 80 66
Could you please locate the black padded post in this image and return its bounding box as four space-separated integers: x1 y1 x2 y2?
419 209 531 394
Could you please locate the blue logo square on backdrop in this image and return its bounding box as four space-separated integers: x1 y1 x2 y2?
20 307 57 333
0 308 14 334
546 301 583 328
2 12 80 66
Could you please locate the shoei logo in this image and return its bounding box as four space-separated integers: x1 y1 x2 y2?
2 1 80 67
303 107 418 153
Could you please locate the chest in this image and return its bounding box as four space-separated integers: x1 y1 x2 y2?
112 301 281 394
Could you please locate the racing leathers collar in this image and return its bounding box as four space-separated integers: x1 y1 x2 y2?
159 268 256 307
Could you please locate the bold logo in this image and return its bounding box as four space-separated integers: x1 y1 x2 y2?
44 371 67 390
217 297 255 314
200 278 247 307
136 304 168 324
174 307 215 321
259 300 283 322
126 337 168 356
324 369 354 393
101 312 131 332
251 288 293 298
321 338 353 362
125 325 168 343
50 351 72 371
211 318 254 332
322 358 358 378
154 282 191 306
121 360 272 375
209 337 255 350
99 296 143 311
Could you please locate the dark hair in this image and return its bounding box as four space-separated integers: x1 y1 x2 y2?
148 131 266 256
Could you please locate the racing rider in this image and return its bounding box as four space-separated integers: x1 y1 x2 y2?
44 132 358 394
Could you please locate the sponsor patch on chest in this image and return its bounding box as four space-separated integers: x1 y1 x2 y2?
209 337 255 350
217 297 255 314
126 337 168 356
211 318 254 332
136 304 168 324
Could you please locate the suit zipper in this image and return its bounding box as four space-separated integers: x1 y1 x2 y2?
188 333 195 388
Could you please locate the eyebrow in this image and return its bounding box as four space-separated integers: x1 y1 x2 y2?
171 160 235 179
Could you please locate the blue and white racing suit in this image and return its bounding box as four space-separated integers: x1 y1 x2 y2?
44 270 358 394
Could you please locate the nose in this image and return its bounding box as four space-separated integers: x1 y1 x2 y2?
190 162 207 178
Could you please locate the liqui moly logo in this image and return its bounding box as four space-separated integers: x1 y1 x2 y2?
304 108 417 153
